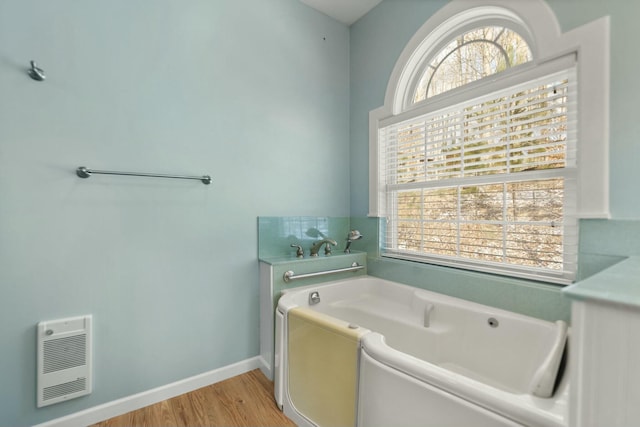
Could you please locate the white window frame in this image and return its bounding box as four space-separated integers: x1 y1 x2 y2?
369 0 610 282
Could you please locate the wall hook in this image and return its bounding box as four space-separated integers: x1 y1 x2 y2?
28 60 46 81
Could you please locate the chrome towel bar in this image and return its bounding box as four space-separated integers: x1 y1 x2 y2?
76 166 211 185
283 262 364 283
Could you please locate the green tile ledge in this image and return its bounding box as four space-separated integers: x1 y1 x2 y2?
259 250 367 266
564 256 640 308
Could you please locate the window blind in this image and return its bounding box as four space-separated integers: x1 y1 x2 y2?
379 68 578 284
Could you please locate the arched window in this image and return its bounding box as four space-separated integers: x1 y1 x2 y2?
369 0 609 284
414 26 532 102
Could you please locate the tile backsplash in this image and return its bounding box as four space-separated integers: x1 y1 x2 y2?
258 216 351 259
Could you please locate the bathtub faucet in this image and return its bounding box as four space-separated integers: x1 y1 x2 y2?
310 238 337 256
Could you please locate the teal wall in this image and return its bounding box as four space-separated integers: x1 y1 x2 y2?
349 1 640 321
548 0 640 220
1 0 637 425
0 1 349 425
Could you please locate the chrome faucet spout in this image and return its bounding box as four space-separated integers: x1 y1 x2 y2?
310 238 337 256
344 230 364 253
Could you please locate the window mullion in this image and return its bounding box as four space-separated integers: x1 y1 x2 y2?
421 123 427 254
457 104 467 259
456 186 461 257
420 188 425 253
502 182 507 263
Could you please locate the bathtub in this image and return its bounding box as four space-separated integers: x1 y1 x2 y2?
274 276 569 427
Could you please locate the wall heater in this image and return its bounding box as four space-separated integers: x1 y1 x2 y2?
37 315 92 407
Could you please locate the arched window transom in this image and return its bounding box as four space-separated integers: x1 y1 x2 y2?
413 26 532 103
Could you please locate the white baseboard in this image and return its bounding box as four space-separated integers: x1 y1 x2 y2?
258 355 273 381
34 356 262 427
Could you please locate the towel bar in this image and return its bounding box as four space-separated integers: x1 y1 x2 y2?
76 166 211 185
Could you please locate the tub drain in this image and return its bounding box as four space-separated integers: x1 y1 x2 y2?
487 317 499 328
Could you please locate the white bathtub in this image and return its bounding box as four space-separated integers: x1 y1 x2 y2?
275 276 569 427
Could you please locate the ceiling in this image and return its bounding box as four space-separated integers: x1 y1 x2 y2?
299 0 383 26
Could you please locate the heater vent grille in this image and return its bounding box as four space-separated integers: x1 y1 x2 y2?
37 315 92 407
43 334 87 374
43 378 87 402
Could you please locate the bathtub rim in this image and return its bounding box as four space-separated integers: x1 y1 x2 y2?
279 275 564 326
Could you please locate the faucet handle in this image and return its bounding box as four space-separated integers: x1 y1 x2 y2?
324 239 337 255
324 243 332 256
290 244 304 258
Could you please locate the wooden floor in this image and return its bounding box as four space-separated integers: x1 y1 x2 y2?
90 369 296 427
